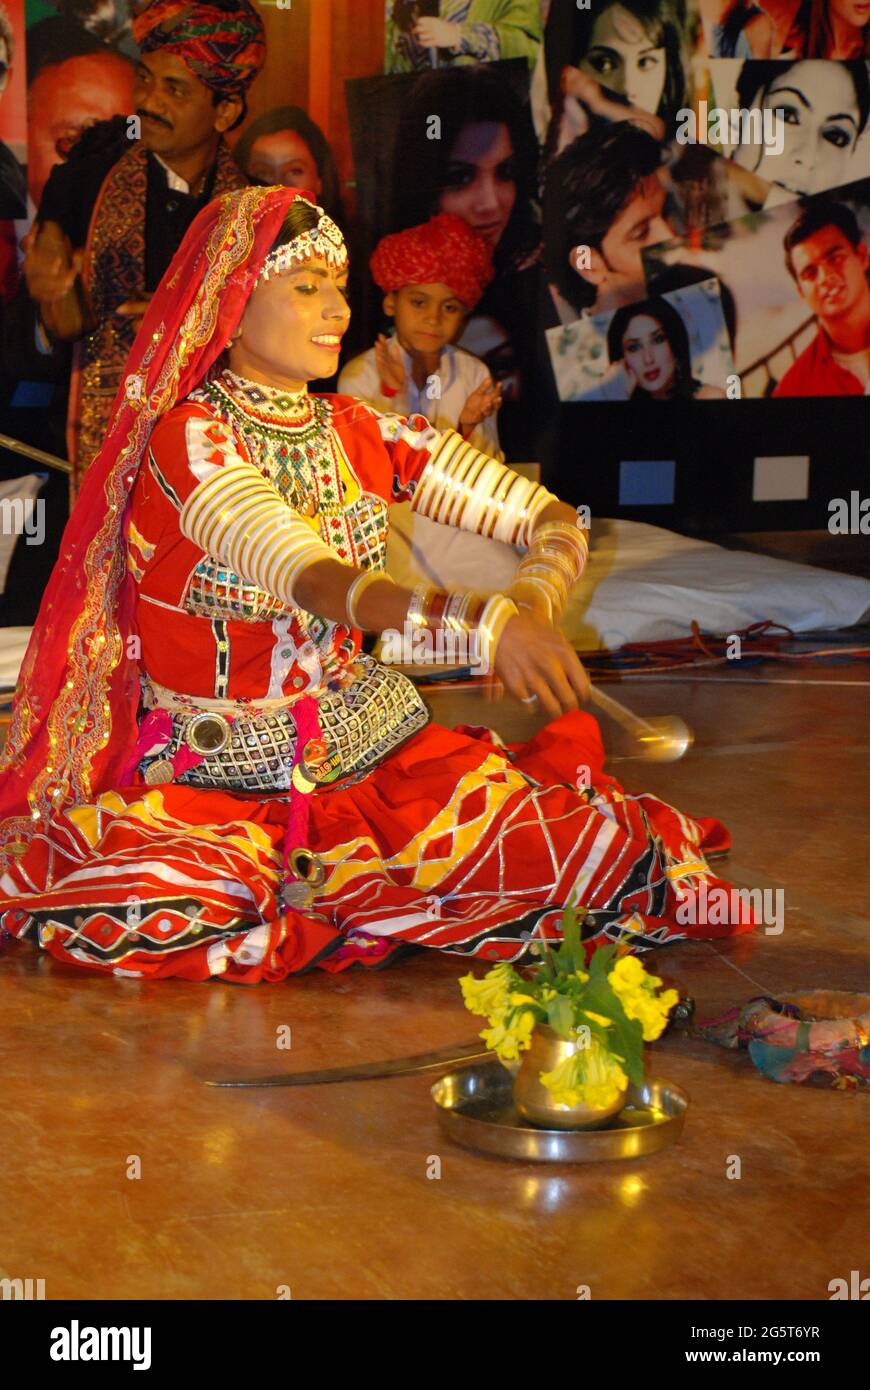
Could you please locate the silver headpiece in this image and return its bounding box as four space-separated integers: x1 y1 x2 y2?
257 198 348 284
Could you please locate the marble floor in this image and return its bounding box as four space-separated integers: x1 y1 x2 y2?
1 662 867 1300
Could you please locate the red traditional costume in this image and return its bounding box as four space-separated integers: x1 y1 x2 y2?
0 187 752 982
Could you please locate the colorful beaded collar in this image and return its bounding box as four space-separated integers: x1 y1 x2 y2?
212 368 318 428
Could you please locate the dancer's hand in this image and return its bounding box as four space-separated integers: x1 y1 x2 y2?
375 334 406 393
504 577 553 623
494 611 589 718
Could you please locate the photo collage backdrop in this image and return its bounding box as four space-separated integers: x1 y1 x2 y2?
2 1 865 530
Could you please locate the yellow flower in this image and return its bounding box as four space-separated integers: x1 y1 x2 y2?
608 955 679 1041
632 987 679 1040
540 1038 629 1109
480 1008 537 1062
609 955 649 990
459 963 514 1022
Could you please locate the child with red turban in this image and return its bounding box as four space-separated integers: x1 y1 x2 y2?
340 212 504 456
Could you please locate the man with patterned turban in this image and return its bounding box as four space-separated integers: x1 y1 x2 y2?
16 0 265 493
339 211 504 457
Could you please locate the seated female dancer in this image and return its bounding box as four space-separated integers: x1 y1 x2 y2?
0 186 750 982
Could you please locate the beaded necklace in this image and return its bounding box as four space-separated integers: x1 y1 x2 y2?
201 370 331 512
196 370 385 571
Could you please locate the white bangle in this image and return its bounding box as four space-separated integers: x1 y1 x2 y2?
346 569 392 630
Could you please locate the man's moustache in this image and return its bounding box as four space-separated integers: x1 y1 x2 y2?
138 110 173 131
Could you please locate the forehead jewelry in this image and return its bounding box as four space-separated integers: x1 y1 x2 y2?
257 200 349 284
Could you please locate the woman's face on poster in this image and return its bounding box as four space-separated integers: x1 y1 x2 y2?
578 4 667 117
621 312 677 394
735 62 861 195
438 120 517 249
246 130 322 196
829 0 870 31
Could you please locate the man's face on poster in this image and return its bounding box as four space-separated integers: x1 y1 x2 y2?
0 36 9 101
27 51 135 206
573 170 671 306
790 225 870 324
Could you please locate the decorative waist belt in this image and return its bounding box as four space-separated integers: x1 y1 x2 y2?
139 655 430 793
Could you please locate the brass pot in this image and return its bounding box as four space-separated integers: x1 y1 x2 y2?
513 1025 628 1130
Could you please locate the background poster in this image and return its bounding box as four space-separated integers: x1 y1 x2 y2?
547 275 734 402
24 0 136 210
643 176 870 397
345 56 543 456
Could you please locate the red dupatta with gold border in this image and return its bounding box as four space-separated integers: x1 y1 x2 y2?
0 186 309 869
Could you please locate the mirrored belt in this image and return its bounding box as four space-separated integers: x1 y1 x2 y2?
139 655 429 793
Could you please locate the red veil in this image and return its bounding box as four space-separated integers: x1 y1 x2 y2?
0 186 312 868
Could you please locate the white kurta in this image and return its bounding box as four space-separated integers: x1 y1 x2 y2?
339 338 503 460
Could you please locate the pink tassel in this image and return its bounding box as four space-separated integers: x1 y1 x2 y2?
118 709 173 784
280 696 323 892
171 745 207 778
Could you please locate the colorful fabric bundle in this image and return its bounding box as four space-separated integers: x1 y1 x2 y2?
699 991 870 1089
370 212 494 310
131 0 266 97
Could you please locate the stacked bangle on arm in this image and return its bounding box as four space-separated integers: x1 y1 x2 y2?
509 520 589 621
406 583 519 671
410 430 558 548
180 461 341 607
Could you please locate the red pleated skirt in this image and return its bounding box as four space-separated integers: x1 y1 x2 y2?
0 710 751 982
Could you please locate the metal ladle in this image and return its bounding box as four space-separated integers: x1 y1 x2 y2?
587 684 693 763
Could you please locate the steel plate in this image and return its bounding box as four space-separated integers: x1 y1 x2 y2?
432 1061 687 1163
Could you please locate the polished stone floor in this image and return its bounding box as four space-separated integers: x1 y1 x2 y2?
1 657 867 1301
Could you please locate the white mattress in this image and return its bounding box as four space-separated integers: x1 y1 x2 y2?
386 508 870 651
1 515 867 689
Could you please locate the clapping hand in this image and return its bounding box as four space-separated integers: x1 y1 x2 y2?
117 294 154 331
459 376 502 434
375 334 406 393
23 221 83 306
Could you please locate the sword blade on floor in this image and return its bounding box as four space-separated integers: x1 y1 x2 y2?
206 1040 492 1088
